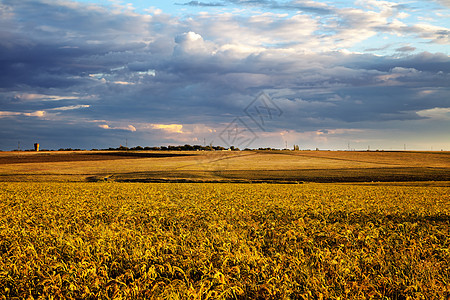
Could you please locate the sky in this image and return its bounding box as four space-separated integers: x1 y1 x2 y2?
0 0 449 151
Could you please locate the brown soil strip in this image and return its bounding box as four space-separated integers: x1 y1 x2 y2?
0 152 194 164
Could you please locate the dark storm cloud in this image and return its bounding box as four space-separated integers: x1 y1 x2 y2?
0 0 169 89
0 116 130 150
0 0 449 150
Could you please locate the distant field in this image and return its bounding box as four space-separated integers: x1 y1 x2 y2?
1 182 449 299
0 150 449 183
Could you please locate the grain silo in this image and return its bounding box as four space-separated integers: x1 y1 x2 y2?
34 143 40 151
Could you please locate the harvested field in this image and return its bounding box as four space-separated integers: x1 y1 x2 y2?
0 151 194 165
0 150 448 183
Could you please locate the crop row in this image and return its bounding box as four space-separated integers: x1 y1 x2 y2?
0 182 449 299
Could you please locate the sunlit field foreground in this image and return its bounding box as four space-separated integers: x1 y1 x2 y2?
1 182 449 299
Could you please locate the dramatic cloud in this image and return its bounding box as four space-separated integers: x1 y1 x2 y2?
194 0 335 14
436 0 450 8
417 107 450 120
0 0 449 150
0 110 46 118
99 124 137 132
178 1 225 7
396 46 416 52
149 124 184 134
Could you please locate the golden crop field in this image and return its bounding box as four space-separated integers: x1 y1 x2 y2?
1 182 449 299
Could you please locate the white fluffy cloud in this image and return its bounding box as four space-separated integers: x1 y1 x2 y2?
0 110 46 118
417 107 450 120
149 124 184 133
99 124 137 132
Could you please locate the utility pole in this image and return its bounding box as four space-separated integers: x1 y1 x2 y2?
18 141 20 151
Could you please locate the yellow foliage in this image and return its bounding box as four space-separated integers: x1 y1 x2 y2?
0 182 449 299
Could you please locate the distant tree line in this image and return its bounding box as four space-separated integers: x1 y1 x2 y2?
7 144 298 152
102 145 293 151
104 144 240 151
